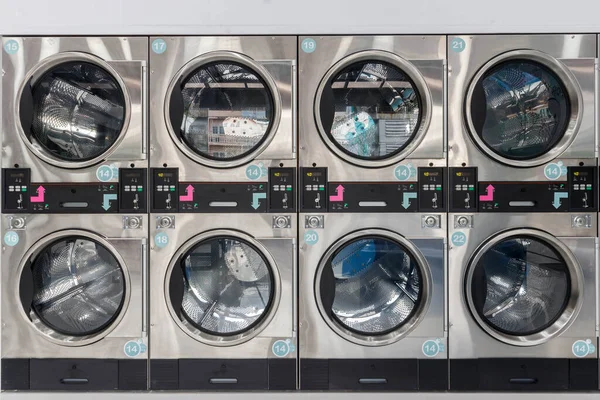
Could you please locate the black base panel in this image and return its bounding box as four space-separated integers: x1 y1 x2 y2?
300 358 447 391
150 358 296 391
1 359 147 391
450 358 599 391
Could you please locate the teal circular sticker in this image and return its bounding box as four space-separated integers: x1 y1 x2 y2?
304 230 319 245
4 231 19 247
245 163 266 180
544 161 567 180
301 38 317 53
152 38 167 54
422 340 441 357
394 164 415 181
154 232 169 248
124 340 141 357
272 340 291 358
451 232 466 247
450 38 466 53
96 165 114 182
4 40 19 54
572 339 595 358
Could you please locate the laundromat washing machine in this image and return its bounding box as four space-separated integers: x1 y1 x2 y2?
298 35 445 204
149 36 296 195
448 35 596 196
448 165 598 391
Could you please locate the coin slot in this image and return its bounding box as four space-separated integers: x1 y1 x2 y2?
60 202 89 208
358 201 387 207
209 201 238 207
508 201 536 207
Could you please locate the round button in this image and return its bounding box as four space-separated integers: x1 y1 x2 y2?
424 216 437 227
457 216 469 227
307 216 320 228
573 216 586 227
11 217 25 229
159 216 173 229
127 217 141 229
274 216 289 228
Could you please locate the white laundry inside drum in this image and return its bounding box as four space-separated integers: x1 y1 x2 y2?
177 62 274 161
29 62 126 161
179 237 274 336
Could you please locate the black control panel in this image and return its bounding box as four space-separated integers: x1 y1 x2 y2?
569 166 596 211
300 167 327 211
418 167 446 212
2 168 30 213
268 168 296 212
119 168 147 213
178 182 269 213
449 167 477 211
327 182 418 212
151 168 178 212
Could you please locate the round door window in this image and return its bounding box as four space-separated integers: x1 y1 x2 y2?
318 61 422 160
174 236 274 336
319 236 423 336
26 61 126 162
171 61 274 161
25 236 125 336
469 59 571 161
469 235 571 336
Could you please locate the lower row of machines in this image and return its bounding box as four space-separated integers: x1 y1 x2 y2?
1 165 599 392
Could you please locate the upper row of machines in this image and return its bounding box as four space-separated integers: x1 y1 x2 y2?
1 35 596 214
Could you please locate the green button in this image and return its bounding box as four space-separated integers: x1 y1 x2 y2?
22 187 27 192
170 187 175 192
138 187 143 192
436 187 442 191
468 187 474 191
286 187 292 191
319 187 324 191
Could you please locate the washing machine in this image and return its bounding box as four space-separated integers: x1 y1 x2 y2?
1 213 149 391
149 36 295 197
298 35 445 209
2 37 148 189
448 35 596 191
299 211 447 391
448 166 598 391
149 212 297 390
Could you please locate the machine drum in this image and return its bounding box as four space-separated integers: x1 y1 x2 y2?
178 236 274 336
469 59 571 161
28 237 125 337
323 236 422 335
176 61 274 161
320 61 422 160
470 236 571 336
28 61 126 161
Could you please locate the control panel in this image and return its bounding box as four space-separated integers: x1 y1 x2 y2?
449 167 477 211
300 167 327 211
418 167 446 212
151 168 178 212
2 168 30 213
268 167 296 212
119 168 147 213
569 166 596 211
178 182 269 213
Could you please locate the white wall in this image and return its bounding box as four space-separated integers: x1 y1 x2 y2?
2 0 600 35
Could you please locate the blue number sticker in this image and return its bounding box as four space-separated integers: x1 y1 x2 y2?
4 40 19 54
422 339 444 358
154 232 169 248
301 38 317 54
572 339 596 358
304 230 319 245
272 340 291 358
450 38 466 53
245 162 267 181
152 38 167 54
96 165 114 182
544 161 567 181
394 163 416 181
124 339 147 357
4 231 19 247
451 232 466 247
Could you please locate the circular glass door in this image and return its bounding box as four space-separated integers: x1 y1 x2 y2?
466 230 582 345
316 232 430 346
21 235 126 341
22 57 127 164
466 52 580 166
168 235 277 344
166 53 280 167
315 52 429 167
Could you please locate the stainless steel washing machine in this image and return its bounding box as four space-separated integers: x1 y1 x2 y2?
298 35 445 190
448 35 596 187
448 211 598 391
149 36 295 189
299 213 447 391
149 213 297 390
1 213 148 391
2 37 147 183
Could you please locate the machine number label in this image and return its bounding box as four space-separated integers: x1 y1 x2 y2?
451 232 466 247
154 232 169 248
245 162 267 180
304 230 319 245
572 339 596 358
3 231 19 246
422 339 445 357
301 38 316 53
272 339 296 358
96 164 118 182
393 163 417 181
152 38 167 54
544 161 567 180
124 339 147 358
450 38 466 53
4 40 19 54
